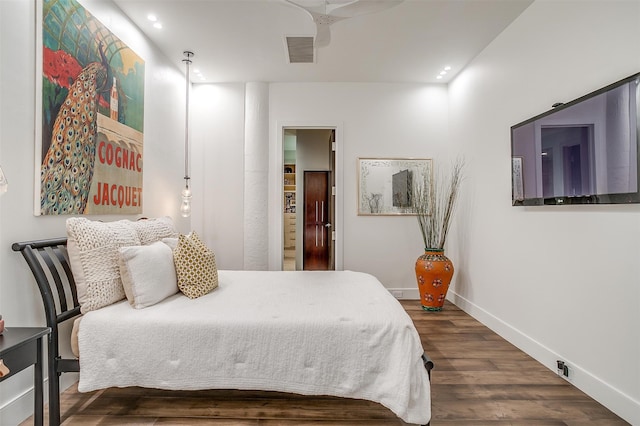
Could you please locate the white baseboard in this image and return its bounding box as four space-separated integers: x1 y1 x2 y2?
0 373 78 426
448 290 640 425
387 287 420 300
0 383 34 426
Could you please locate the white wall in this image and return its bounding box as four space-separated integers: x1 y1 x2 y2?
268 83 451 291
0 1 185 423
447 1 640 423
193 82 450 283
190 83 246 270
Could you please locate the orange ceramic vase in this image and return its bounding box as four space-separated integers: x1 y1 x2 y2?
415 249 454 311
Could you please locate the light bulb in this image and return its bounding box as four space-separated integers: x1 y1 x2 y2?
180 185 192 217
180 199 191 217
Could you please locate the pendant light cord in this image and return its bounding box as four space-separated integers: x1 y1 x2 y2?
183 51 193 188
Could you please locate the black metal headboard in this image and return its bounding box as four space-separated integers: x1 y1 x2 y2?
12 238 79 426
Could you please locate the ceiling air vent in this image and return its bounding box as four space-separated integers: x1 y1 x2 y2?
285 36 314 63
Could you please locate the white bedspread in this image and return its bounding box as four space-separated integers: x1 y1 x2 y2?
78 270 430 424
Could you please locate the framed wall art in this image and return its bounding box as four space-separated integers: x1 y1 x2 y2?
357 158 432 215
35 0 145 215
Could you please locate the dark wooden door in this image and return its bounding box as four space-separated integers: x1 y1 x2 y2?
303 171 331 270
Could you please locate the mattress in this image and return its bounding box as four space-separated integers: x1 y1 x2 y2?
77 270 430 424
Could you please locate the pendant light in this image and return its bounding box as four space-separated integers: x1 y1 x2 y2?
180 51 193 218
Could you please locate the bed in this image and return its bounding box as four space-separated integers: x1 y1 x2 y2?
13 230 433 426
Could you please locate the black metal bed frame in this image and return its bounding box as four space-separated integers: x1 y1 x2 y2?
12 238 78 426
13 237 434 426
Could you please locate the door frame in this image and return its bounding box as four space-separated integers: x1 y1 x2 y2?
269 122 343 271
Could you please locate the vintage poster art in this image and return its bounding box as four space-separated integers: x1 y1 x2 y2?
35 0 145 215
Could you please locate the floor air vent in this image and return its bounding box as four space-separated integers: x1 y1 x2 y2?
286 36 314 63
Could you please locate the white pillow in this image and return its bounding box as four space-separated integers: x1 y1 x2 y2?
131 216 178 245
118 241 178 309
66 218 140 313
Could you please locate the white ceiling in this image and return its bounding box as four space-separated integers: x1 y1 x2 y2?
113 0 533 84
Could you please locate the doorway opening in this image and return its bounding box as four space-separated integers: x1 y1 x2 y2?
282 128 336 270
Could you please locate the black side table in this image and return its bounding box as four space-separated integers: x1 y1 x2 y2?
0 327 50 426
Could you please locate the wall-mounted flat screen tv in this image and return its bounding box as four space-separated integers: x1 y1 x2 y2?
511 72 640 206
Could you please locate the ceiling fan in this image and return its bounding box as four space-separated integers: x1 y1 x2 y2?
284 0 404 48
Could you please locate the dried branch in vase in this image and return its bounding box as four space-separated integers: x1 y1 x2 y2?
414 158 465 250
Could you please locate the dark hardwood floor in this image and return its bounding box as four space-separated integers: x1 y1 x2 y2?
21 300 628 425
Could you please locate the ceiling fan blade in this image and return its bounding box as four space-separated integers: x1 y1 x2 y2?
314 21 332 48
284 0 378 48
330 0 404 18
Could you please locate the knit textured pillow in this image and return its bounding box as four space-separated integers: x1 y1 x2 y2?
130 216 178 245
173 232 218 299
66 218 140 313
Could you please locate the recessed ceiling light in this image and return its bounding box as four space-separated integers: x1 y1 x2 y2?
153 22 163 29
436 65 452 80
147 14 157 22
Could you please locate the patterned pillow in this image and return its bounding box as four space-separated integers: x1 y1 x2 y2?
66 218 140 313
173 232 218 299
130 216 178 245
